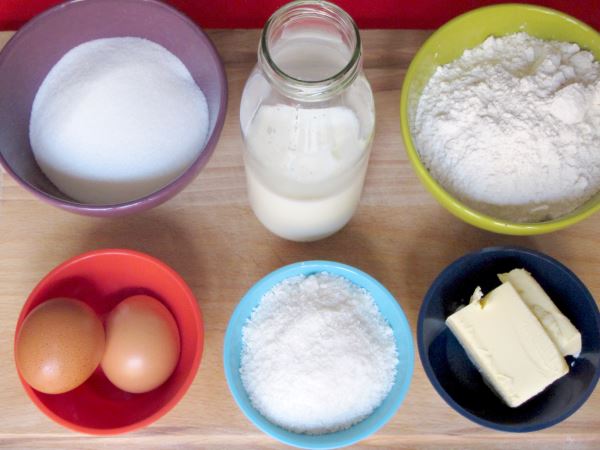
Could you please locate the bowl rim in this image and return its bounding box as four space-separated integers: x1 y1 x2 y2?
223 260 414 449
13 248 204 435
0 0 228 217
399 3 600 235
417 245 600 432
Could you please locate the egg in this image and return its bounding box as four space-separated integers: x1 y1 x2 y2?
102 295 180 393
15 297 105 394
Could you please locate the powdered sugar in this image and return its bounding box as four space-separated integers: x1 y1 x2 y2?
240 272 398 435
413 32 600 222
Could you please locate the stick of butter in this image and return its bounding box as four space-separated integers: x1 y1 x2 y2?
498 269 581 357
446 282 568 408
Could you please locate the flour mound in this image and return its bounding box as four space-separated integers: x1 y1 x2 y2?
413 32 600 222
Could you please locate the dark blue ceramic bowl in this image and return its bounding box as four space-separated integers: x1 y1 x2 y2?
418 246 600 432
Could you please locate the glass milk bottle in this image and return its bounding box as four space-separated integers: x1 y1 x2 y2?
240 0 375 242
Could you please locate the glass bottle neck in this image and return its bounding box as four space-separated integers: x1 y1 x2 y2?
258 0 362 102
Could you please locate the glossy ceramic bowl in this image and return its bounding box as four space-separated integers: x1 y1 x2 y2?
418 246 600 432
400 4 600 234
223 261 414 449
14 249 203 434
0 0 227 216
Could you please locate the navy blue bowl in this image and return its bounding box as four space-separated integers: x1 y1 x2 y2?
418 246 600 432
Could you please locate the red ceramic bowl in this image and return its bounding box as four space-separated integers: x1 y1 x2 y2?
13 249 203 434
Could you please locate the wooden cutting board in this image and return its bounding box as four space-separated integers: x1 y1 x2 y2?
0 29 598 449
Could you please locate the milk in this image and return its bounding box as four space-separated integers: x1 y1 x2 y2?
241 34 374 241
243 103 370 241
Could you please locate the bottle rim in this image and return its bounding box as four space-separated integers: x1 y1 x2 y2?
258 0 362 100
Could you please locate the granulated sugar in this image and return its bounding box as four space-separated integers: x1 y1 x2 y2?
30 37 209 204
240 272 398 435
413 32 600 222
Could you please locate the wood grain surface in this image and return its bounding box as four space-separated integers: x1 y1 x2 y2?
0 29 599 449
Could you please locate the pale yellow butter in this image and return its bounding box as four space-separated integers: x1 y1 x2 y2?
446 282 568 408
498 269 581 357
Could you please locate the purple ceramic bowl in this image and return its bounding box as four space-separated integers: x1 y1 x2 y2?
0 0 227 216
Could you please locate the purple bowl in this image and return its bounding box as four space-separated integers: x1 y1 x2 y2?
0 0 227 216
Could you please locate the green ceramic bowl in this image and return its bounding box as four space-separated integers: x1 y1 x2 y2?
400 4 600 235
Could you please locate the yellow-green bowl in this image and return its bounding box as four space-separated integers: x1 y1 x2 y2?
400 4 600 235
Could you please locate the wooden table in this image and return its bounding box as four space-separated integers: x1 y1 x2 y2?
1 29 598 449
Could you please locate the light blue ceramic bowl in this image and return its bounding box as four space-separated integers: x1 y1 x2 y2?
223 261 414 449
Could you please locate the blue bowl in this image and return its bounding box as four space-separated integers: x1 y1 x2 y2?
418 246 600 432
223 261 414 449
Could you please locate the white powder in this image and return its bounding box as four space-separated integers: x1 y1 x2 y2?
29 37 209 204
413 32 600 222
240 272 398 435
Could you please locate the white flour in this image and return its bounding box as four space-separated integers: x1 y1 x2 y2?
240 272 398 435
413 33 600 222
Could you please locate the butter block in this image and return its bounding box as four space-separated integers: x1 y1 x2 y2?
446 282 568 408
498 269 581 357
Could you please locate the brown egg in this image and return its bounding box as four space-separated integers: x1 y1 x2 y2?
102 295 180 394
15 297 105 394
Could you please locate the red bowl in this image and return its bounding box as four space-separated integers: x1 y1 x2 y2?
14 249 203 434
